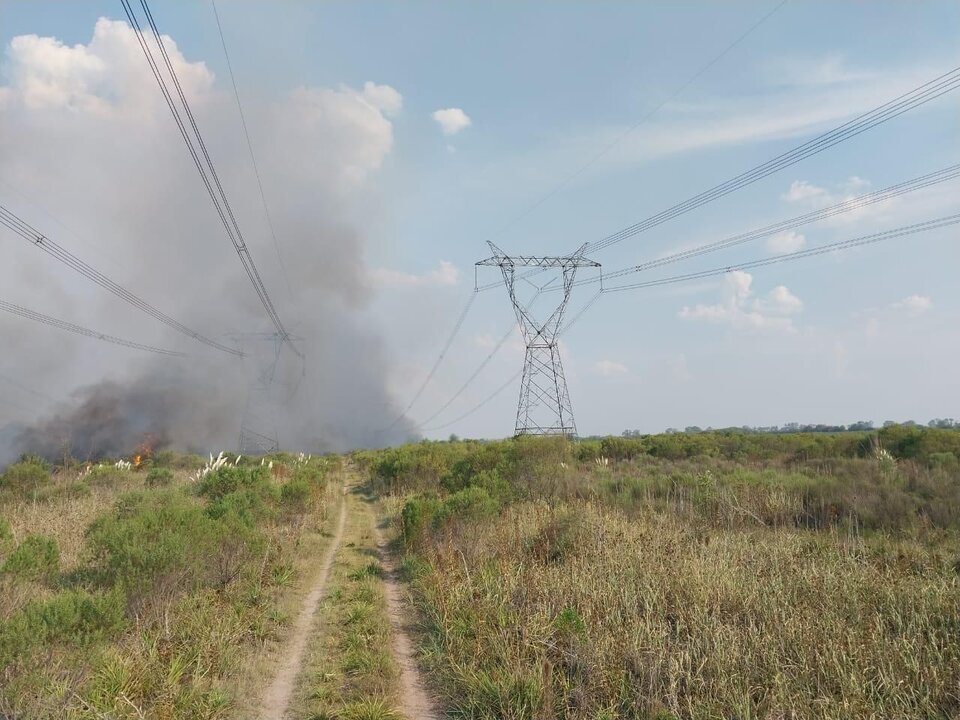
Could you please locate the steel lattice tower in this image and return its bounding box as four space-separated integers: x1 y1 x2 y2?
228 332 303 455
477 242 600 436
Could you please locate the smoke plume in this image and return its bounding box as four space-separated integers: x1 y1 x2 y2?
0 18 418 465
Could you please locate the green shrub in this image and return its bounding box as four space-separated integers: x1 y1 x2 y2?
88 490 266 603
400 496 444 547
280 478 312 515
0 516 11 552
0 458 51 497
929 452 958 470
197 464 271 501
145 467 174 487
0 589 125 669
206 487 275 527
3 535 59 581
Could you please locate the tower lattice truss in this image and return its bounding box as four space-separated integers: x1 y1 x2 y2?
477 242 600 436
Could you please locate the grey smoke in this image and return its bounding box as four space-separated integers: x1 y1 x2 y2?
0 18 418 466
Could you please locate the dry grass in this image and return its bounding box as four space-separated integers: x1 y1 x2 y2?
410 501 960 719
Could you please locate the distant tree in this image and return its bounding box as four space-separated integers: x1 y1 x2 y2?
883 420 898 428
448 434 460 443
848 421 875 432
684 426 702 434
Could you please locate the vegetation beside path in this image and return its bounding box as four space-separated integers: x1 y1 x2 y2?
358 428 960 719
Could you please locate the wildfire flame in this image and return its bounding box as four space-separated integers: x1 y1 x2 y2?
132 434 157 470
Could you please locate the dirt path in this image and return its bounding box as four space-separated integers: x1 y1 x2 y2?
374 523 440 720
258 492 348 720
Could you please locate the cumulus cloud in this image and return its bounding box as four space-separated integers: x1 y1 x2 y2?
594 359 628 377
371 260 459 288
892 294 932 314
679 271 801 332
432 107 471 135
361 81 402 116
766 230 806 253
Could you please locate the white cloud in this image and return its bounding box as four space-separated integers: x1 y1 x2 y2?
782 180 827 204
371 260 459 289
594 359 628 377
432 107 471 136
892 294 932 314
766 230 806 253
679 271 801 332
361 81 402 116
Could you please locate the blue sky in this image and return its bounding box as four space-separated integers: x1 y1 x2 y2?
1 1 958 443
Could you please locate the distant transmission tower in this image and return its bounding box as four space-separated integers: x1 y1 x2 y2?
228 332 303 455
477 242 600 436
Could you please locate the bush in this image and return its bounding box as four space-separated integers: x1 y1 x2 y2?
0 458 51 497
280 478 312 515
0 589 125 670
0 516 11 552
145 467 174 487
87 490 266 605
3 535 59 581
197 464 271 501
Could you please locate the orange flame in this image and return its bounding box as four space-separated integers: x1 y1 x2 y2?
134 454 142 468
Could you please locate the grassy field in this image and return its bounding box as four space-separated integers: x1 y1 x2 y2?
3 425 959 719
359 427 960 719
0 450 339 719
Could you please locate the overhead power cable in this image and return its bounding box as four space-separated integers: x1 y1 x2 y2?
419 289 597 432
0 204 243 357
379 291 478 433
604 212 960 293
557 162 960 290
120 0 298 355
477 63 960 292
482 0 789 243
422 212 958 432
586 65 960 255
210 0 295 305
0 299 185 356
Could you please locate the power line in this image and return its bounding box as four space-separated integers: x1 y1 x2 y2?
0 203 243 357
477 64 960 292
210 0 296 305
419 289 598 432
421 212 959 433
380 290 478 433
483 0 789 242
587 65 960 254
0 299 185 356
604 212 960 293
559 162 960 290
120 0 298 355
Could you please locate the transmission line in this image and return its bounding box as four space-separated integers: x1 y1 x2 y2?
0 299 185 356
586 65 960 255
558 162 960 290
419 289 598 432
483 0 789 243
421 212 958 432
0 204 242 357
120 0 298 355
477 64 960 292
210 0 295 305
379 291 478 433
604 212 960 293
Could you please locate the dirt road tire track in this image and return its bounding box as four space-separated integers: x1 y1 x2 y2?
259 491 348 720
374 523 440 720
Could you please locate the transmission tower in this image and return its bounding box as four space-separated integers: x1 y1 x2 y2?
477 242 600 436
228 332 303 455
